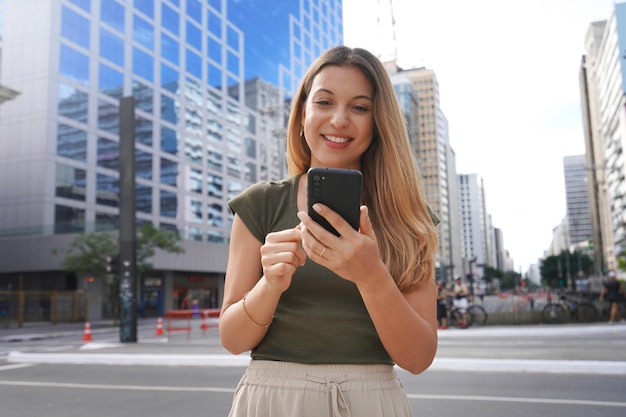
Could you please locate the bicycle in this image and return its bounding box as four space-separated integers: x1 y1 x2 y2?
447 301 488 327
541 294 597 324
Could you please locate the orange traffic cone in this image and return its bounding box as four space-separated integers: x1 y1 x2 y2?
155 317 164 336
82 321 92 342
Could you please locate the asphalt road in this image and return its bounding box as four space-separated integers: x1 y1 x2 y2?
0 322 625 416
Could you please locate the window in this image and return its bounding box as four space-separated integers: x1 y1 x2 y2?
55 205 85 234
186 20 201 50
161 126 178 155
57 124 87 162
134 0 153 19
69 0 90 12
160 158 178 186
98 63 124 98
100 28 124 67
135 115 153 146
133 14 154 49
161 94 178 125
96 174 119 207
132 80 153 113
186 0 202 24
136 183 152 213
185 136 202 165
58 83 88 123
161 32 179 65
160 190 177 218
97 137 119 169
162 3 179 35
188 168 202 193
101 0 125 33
136 148 153 179
133 47 154 82
59 45 89 85
186 48 202 80
61 6 90 49
161 63 179 93
97 99 119 133
56 163 86 201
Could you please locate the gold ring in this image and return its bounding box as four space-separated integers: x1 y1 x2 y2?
319 247 327 258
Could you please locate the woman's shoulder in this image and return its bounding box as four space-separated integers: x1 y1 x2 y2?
232 176 296 200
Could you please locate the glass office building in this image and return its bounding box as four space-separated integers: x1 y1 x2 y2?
0 0 343 319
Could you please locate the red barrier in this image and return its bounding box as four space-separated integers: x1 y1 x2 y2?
200 308 220 334
165 310 193 340
165 309 221 339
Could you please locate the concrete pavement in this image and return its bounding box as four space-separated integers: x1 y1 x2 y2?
2 319 626 375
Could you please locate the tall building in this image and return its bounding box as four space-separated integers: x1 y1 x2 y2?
0 0 343 319
458 174 492 279
387 66 463 282
580 3 626 274
563 155 593 247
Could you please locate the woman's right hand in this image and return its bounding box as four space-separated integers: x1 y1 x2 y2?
260 227 307 294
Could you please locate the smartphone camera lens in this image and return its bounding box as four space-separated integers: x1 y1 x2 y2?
313 175 320 181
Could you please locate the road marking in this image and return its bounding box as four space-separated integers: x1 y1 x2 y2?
0 379 623 408
407 393 626 408
0 363 33 372
0 379 233 393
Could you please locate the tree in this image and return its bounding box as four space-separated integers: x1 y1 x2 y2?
540 250 593 289
53 223 184 319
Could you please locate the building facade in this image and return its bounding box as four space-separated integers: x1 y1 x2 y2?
388 66 465 282
458 173 492 280
563 155 593 248
580 3 626 275
0 0 343 319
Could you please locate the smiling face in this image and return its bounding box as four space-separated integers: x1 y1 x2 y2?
301 65 375 170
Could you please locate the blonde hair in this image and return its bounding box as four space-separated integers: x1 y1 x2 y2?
286 46 439 291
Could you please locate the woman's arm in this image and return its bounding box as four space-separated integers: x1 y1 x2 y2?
298 205 438 374
219 214 305 354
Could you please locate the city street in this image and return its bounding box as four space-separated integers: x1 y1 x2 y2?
0 322 625 416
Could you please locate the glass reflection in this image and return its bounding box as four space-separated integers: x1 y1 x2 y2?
58 83 88 123
97 137 119 170
160 189 177 218
56 163 86 201
96 173 119 207
57 124 87 162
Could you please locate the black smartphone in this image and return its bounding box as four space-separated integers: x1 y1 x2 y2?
307 167 363 236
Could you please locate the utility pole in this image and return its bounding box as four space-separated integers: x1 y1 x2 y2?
118 96 137 343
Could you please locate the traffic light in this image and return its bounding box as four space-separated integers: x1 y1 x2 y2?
587 237 594 250
106 255 119 274
521 280 527 288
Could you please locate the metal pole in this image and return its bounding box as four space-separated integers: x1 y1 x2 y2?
118 96 137 343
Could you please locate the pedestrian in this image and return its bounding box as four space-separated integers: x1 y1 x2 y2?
599 270 625 324
453 275 470 328
219 46 440 417
437 281 449 330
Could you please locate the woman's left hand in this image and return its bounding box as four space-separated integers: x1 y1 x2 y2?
297 204 384 286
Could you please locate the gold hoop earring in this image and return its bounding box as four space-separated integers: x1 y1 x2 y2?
300 126 304 138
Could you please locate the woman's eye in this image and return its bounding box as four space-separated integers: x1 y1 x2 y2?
353 105 369 112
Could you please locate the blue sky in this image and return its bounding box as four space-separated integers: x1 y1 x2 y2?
343 0 618 271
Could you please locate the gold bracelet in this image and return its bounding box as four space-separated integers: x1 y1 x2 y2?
241 291 273 328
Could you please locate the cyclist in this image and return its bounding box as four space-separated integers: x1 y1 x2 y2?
453 275 470 328
599 270 625 324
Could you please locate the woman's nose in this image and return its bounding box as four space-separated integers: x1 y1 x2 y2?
330 107 349 127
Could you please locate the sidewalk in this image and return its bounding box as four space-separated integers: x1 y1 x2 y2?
3 319 626 375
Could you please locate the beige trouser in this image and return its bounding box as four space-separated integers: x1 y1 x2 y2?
228 360 413 417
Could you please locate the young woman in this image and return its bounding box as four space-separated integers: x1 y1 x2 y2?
219 46 440 417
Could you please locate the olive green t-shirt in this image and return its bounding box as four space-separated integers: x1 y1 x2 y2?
228 176 392 365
